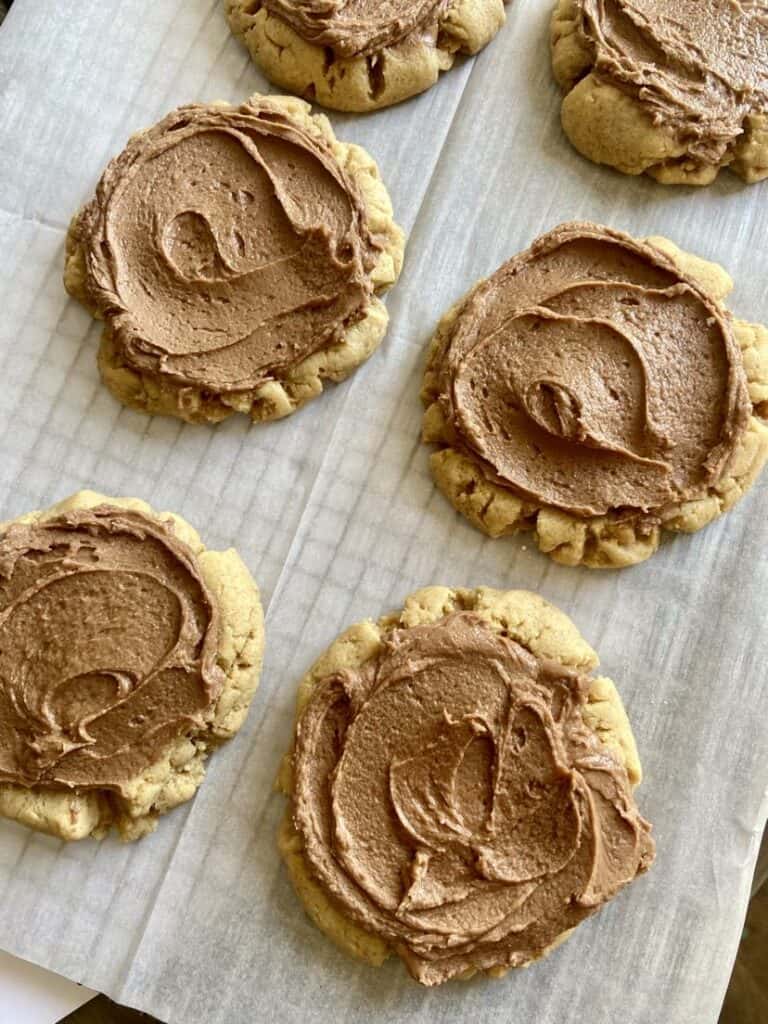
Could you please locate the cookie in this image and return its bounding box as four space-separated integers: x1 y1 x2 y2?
0 491 264 841
226 1 509 112
64 93 404 424
422 222 768 568
551 0 768 184
277 585 654 985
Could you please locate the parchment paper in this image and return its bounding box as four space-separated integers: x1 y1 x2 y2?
0 2 766 1022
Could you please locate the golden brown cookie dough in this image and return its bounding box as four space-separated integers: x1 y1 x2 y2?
421 222 768 569
64 93 404 424
551 0 768 184
226 0 509 112
277 585 654 985
0 491 264 841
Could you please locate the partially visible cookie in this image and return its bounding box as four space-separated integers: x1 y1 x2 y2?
422 222 768 568
0 491 264 841
64 93 404 424
226 1 509 112
551 0 768 184
277 585 654 985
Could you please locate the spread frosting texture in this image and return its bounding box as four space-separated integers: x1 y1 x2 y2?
0 507 223 792
428 222 749 517
261 0 451 58
77 98 379 394
292 612 654 985
577 0 768 162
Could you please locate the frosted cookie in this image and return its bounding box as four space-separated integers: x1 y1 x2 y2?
551 0 768 184
277 585 654 985
0 491 264 841
422 222 768 568
64 94 404 424
226 1 509 112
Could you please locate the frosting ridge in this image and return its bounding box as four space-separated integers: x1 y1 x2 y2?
578 0 768 163
0 506 223 792
76 98 379 395
262 0 451 58
427 222 750 518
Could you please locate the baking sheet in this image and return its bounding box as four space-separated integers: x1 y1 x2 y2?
0 2 766 1022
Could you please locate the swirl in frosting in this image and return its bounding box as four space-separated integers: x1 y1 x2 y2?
261 0 452 58
75 98 379 394
577 0 768 163
427 222 749 517
292 613 654 985
0 507 222 792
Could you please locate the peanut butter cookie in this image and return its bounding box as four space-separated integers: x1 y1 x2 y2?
65 94 404 424
551 0 768 184
226 1 509 112
0 490 264 841
422 222 768 568
277 585 654 985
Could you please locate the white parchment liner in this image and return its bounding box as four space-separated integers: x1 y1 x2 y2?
0 2 765 1022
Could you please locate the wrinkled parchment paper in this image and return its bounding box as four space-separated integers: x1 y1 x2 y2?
0 2 766 1022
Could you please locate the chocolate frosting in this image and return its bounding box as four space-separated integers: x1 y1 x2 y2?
0 506 223 793
428 222 750 518
77 98 379 394
577 0 768 162
292 613 654 985
262 0 451 58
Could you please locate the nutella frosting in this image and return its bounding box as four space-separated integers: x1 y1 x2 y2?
77 98 379 394
292 613 654 985
262 0 451 58
577 0 768 162
0 507 222 792
429 222 750 518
